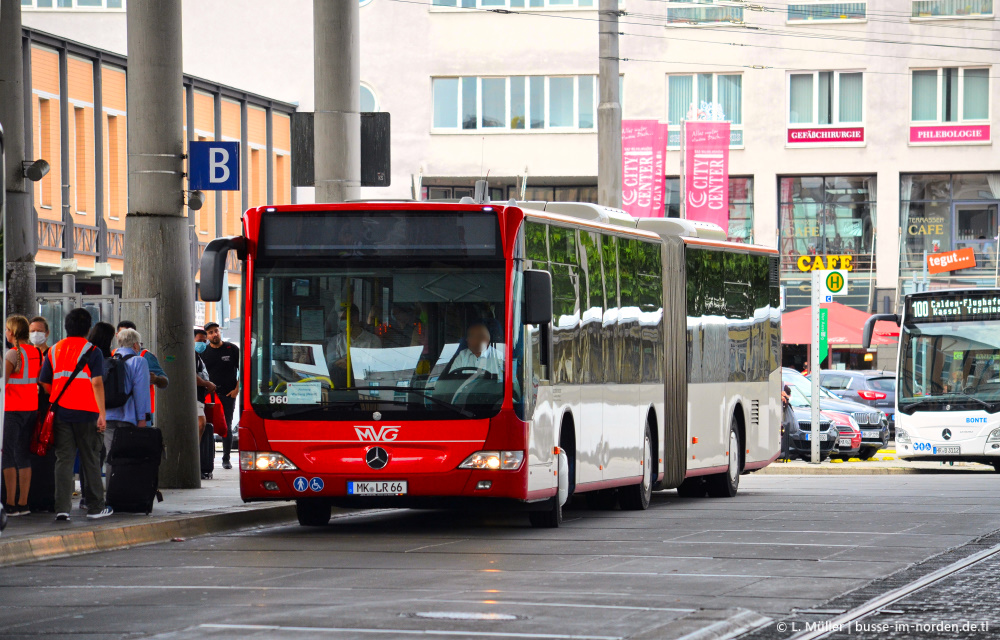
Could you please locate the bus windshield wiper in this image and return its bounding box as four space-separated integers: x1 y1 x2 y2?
946 391 999 411
902 393 998 414
363 386 475 419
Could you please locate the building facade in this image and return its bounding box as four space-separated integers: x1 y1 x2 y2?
16 19 294 331
21 0 1000 364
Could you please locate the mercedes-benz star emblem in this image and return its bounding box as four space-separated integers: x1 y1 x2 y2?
942 428 952 440
373 411 382 421
366 446 389 470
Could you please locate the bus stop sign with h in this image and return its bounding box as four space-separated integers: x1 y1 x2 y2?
188 141 240 191
810 269 848 463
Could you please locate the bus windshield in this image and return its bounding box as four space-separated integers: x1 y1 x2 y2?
899 321 1000 412
250 209 507 421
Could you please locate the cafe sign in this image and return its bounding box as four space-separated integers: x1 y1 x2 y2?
797 255 855 272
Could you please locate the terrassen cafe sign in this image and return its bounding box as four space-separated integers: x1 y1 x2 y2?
796 255 855 272
927 247 977 274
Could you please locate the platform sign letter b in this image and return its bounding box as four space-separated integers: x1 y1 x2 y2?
210 148 230 184
189 140 240 191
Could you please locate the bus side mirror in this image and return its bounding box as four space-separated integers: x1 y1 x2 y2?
523 269 552 326
862 313 899 350
200 236 246 302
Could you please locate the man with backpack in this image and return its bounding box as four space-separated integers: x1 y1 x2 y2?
103 328 151 477
115 321 168 425
38 309 110 521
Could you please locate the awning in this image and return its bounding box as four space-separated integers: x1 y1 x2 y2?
781 301 899 346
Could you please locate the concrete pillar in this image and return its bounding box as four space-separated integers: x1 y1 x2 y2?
124 0 199 488
313 0 360 203
61 274 75 295
597 0 622 209
1 0 37 317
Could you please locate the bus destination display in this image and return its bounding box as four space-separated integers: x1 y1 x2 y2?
907 294 1000 322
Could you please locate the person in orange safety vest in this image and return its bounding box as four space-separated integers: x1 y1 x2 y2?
39 308 113 521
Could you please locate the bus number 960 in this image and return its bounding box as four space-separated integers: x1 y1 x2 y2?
269 395 288 405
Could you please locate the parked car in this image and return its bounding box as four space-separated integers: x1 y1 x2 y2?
782 385 837 461
782 368 890 460
816 370 896 435
824 411 862 459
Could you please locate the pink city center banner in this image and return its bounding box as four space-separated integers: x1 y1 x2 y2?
622 120 667 218
683 121 730 234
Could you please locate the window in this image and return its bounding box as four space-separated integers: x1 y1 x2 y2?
779 176 876 273
666 73 743 147
74 107 88 214
665 1 744 25
787 2 866 22
788 71 863 125
665 176 753 243
22 0 124 8
899 173 1000 282
38 98 53 208
107 115 121 219
912 0 992 18
432 0 596 7
911 68 990 123
432 75 598 131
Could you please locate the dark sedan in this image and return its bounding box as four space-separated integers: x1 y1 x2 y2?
782 386 837 462
783 368 890 460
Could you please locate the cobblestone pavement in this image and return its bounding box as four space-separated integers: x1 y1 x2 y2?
743 529 1000 640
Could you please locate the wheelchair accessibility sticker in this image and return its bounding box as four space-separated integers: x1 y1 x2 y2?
309 477 325 492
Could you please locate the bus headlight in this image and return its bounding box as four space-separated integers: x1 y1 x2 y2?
987 428 1000 443
895 429 911 444
240 451 298 471
459 451 524 470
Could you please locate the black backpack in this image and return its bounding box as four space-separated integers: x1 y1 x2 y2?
104 353 136 409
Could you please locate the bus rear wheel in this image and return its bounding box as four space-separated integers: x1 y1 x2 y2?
296 499 331 526
619 422 653 511
706 422 741 498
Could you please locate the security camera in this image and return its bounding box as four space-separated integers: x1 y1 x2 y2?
21 159 50 182
188 190 205 211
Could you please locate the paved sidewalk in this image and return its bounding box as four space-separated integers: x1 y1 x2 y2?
0 453 295 566
758 448 997 475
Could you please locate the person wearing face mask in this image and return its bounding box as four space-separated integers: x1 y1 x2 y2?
28 316 51 357
194 328 216 480
3 315 41 516
448 321 503 376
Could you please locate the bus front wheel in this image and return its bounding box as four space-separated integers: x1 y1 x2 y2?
296 499 331 526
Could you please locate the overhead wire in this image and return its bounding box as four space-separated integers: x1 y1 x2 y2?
386 0 1000 75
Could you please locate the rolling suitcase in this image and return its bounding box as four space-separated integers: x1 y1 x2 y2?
27 450 56 513
200 423 215 478
106 426 163 514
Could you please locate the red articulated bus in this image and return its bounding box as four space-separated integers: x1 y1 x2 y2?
201 199 781 528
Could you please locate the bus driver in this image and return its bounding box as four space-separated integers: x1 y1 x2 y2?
449 321 503 376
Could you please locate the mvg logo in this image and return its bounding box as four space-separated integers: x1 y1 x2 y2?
354 426 400 442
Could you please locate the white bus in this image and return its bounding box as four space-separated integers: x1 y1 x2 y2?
865 288 1000 470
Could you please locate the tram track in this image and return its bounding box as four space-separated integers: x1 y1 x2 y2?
737 526 1000 640
786 541 1000 640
